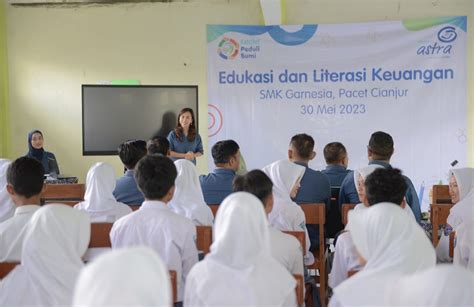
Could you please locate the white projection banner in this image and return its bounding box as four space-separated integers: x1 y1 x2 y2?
206 17 467 211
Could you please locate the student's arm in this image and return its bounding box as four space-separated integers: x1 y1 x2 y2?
181 225 199 283
282 289 297 307
292 208 314 266
435 227 452 262
329 232 351 289
289 238 304 277
403 176 422 224
183 267 204 307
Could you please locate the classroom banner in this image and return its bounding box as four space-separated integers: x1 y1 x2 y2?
206 17 467 211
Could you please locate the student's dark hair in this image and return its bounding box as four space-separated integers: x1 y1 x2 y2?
147 136 170 156
368 131 394 161
117 139 147 169
290 133 314 160
7 157 44 198
323 142 347 164
174 108 197 142
232 170 273 206
211 140 240 165
134 155 177 200
365 168 407 206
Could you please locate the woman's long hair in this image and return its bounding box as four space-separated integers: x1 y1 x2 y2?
174 108 197 142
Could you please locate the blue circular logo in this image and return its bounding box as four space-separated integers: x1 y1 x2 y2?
438 26 457 43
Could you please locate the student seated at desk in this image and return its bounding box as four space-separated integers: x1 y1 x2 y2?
110 155 198 304
25 129 60 175
0 159 15 222
73 247 172 306
0 157 43 261
329 203 435 307
321 142 350 187
233 170 304 277
168 159 213 226
385 265 474 306
184 192 297 307
75 162 132 222
262 159 313 265
329 167 415 289
147 136 171 156
0 205 90 306
113 139 147 205
199 140 240 205
437 167 474 262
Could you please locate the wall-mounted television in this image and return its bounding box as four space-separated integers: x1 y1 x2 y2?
82 85 198 155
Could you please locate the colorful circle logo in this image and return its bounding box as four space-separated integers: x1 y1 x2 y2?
218 37 239 60
438 26 457 43
208 104 223 137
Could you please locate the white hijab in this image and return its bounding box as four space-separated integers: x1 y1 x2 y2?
168 159 213 226
262 159 305 223
448 167 474 229
73 247 172 306
75 162 131 222
353 164 383 195
0 204 90 306
386 264 474 306
197 192 295 306
454 219 474 271
0 159 15 222
332 203 436 306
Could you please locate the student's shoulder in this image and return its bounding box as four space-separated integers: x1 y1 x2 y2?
167 210 196 229
270 228 301 249
340 170 355 186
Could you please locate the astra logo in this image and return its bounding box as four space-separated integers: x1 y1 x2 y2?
218 37 239 60
416 26 457 56
437 26 457 43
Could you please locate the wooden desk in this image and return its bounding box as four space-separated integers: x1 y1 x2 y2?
41 184 85 204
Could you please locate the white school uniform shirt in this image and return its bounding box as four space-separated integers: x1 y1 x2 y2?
329 203 436 307
269 227 304 277
73 246 172 307
168 159 213 226
0 159 15 223
0 205 90 306
437 167 474 262
0 204 40 261
184 192 296 307
454 219 474 271
74 162 132 223
329 201 416 289
262 159 314 265
385 264 474 306
110 200 198 302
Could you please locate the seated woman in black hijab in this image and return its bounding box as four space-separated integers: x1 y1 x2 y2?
26 129 60 175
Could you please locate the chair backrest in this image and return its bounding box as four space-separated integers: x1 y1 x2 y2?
449 231 456 258
282 231 306 253
128 205 141 211
89 223 113 248
41 184 85 203
169 270 177 303
341 203 357 225
196 226 212 254
299 203 325 225
0 262 19 279
432 185 452 205
293 274 304 306
208 204 219 217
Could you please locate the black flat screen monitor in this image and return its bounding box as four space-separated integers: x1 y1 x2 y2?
82 85 198 155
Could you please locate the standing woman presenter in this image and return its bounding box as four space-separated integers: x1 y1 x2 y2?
167 108 203 165
26 129 60 175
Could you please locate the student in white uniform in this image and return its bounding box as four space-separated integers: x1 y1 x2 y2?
232 169 304 277
0 159 15 223
329 203 436 307
0 157 44 261
262 159 314 265
454 219 474 271
0 205 90 306
168 159 213 226
73 247 172 307
184 192 297 307
110 155 198 303
329 167 416 288
74 162 132 222
437 167 474 261
385 265 474 306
